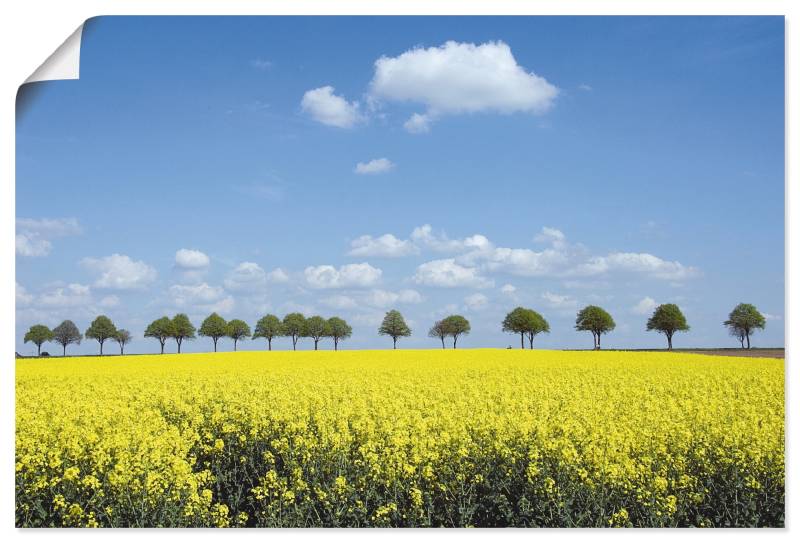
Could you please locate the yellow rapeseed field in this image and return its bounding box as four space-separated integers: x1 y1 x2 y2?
15 350 784 527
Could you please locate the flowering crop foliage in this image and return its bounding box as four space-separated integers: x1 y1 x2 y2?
16 350 784 527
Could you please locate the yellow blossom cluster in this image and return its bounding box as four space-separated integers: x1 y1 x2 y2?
16 350 784 527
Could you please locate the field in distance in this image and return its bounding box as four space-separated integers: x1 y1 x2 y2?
16 349 784 528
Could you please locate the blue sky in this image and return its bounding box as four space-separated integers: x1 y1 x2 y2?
15 16 785 354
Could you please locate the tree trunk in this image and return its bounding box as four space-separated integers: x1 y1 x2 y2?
746 333 751 349
37 344 41 356
120 344 124 355
100 341 104 355
268 338 272 351
213 338 218 352
293 336 298 351
393 337 397 349
177 338 182 354
314 339 319 350
520 333 525 349
63 344 66 356
160 341 165 355
441 337 445 349
234 339 238 351
667 333 673 351
334 338 339 351
529 335 534 350
453 336 458 349
596 333 601 350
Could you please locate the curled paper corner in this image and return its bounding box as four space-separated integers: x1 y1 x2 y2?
24 23 84 84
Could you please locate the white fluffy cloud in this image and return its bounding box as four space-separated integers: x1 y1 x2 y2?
305 263 382 289
81 254 157 290
354 158 395 175
301 86 363 128
411 224 491 253
169 283 225 305
403 113 432 134
169 282 234 314
16 235 51 257
541 291 578 310
16 282 34 307
266 268 290 283
631 296 658 315
413 259 493 288
500 284 516 295
350 224 697 284
38 283 92 308
464 292 489 310
320 294 359 310
577 253 698 281
224 262 267 293
363 289 423 308
533 226 566 249
370 40 558 132
175 248 210 269
16 217 82 257
348 233 418 258
99 295 121 308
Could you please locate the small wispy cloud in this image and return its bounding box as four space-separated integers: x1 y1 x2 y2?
354 158 395 175
578 83 593 91
250 58 273 70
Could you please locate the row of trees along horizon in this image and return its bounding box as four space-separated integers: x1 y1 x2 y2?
22 303 768 357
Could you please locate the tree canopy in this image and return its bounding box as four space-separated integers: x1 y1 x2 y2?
145 316 175 354
114 329 133 355
52 320 82 356
283 313 306 351
646 304 689 350
199 313 228 352
226 319 251 351
171 313 196 353
327 317 352 351
502 307 548 349
428 320 448 349
253 314 283 351
575 306 615 350
85 315 118 355
723 303 766 349
442 315 471 349
24 324 53 356
378 309 411 349
304 315 330 350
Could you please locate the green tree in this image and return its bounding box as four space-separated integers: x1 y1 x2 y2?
724 303 766 349
253 314 283 351
85 315 117 355
52 320 82 356
283 313 306 351
442 315 471 349
199 313 228 352
428 320 448 349
145 316 174 354
524 310 550 349
729 325 747 349
304 315 330 350
24 324 53 356
646 303 690 350
227 319 251 351
575 305 615 350
327 317 352 351
114 329 132 355
171 313 196 354
502 307 530 349
378 309 411 349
